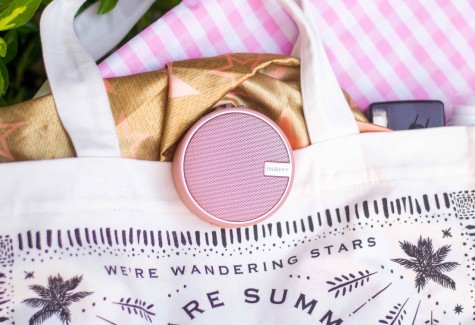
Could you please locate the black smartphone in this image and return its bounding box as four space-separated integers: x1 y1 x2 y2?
368 100 445 131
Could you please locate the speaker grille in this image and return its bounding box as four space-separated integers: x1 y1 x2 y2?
183 112 290 223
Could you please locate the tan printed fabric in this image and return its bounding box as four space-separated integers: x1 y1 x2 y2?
0 54 366 162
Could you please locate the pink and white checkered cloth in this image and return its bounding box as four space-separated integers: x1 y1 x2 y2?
99 0 475 115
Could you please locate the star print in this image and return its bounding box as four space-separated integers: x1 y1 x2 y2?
103 79 116 94
168 62 200 98
208 54 264 87
277 109 309 150
442 228 452 238
264 66 290 80
24 271 35 279
116 112 151 159
0 122 24 160
454 304 463 314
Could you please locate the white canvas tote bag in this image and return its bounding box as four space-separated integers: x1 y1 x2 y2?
0 0 474 324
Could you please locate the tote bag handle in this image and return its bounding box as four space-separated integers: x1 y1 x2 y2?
75 0 155 62
279 0 359 143
40 0 359 158
40 0 157 157
35 0 154 98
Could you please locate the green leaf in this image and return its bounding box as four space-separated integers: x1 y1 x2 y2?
0 59 9 96
14 34 37 88
17 21 38 34
0 37 6 57
0 0 41 31
0 96 8 107
156 0 182 12
98 0 119 15
0 64 3 96
3 30 17 63
0 0 10 13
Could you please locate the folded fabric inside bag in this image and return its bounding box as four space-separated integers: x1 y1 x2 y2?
0 54 366 162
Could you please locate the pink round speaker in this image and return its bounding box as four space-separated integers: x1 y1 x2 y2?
172 108 294 228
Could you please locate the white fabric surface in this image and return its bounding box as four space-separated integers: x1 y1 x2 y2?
0 0 473 324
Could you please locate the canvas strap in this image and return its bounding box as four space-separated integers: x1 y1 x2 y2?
40 0 358 158
75 0 155 61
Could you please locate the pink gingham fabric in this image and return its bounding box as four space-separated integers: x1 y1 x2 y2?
99 0 475 114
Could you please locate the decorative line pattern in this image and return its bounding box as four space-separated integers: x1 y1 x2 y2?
411 300 421 325
0 236 13 322
0 236 13 267
15 193 454 251
3 190 474 322
113 298 155 323
97 316 117 325
451 190 475 219
450 191 475 280
349 282 392 317
0 269 10 323
378 297 409 324
326 270 377 298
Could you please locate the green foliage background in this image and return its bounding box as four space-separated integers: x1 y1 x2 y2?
0 0 181 107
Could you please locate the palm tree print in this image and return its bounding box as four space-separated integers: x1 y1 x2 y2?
23 274 92 325
391 236 460 293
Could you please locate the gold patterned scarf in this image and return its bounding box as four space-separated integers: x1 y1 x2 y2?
0 54 374 163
